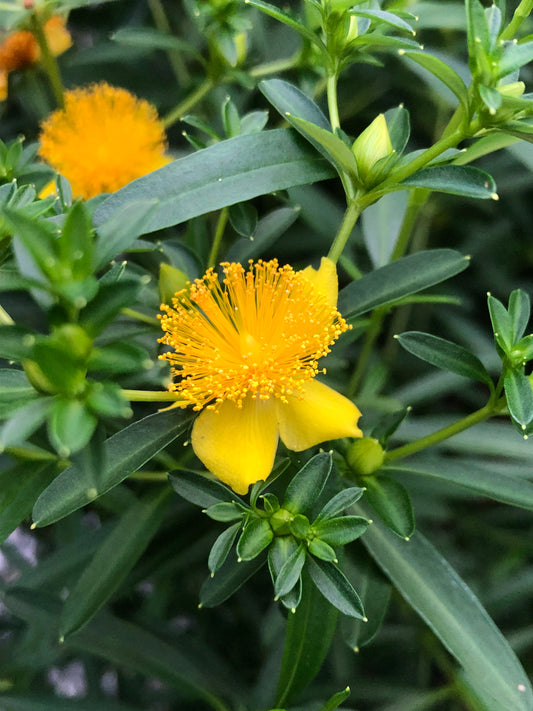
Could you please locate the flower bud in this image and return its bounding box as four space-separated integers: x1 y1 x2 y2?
159 263 189 305
498 81 525 99
346 437 385 477
352 114 394 186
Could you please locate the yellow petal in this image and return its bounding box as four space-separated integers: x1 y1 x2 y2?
300 256 338 308
276 379 362 451
191 397 279 494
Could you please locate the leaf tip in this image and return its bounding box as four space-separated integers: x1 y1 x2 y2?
30 522 36 530
363 616 368 622
398 49 406 55
491 193 499 201
352 646 359 653
404 536 410 541
197 603 203 609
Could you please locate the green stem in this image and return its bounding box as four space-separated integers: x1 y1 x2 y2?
121 307 160 327
384 401 498 463
326 71 341 132
29 12 65 108
122 389 182 402
148 0 190 85
162 78 214 129
249 53 301 78
347 306 386 398
500 0 533 40
208 207 229 268
390 188 431 261
327 200 361 265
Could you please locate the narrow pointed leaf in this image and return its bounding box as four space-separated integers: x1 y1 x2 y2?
315 487 365 523
244 0 325 49
274 543 306 598
208 522 241 575
505 370 533 427
283 452 332 514
200 551 266 607
385 456 533 511
488 293 513 351
349 8 416 35
307 556 365 620
397 331 492 386
358 507 533 711
509 289 530 342
400 50 469 113
363 475 415 539
259 78 331 130
399 165 497 199
32 409 189 527
338 249 470 318
169 469 242 508
93 129 336 233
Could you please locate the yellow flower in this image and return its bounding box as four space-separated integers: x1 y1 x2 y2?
38 82 169 199
159 258 362 494
0 16 71 101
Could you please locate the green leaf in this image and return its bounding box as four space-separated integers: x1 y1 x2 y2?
208 522 241 575
314 487 365 523
200 551 266 607
362 475 415 539
276 571 339 707
59 201 94 280
400 50 469 114
358 508 533 711
59 487 171 638
259 78 331 131
268 536 302 611
479 84 502 114
307 556 366 620
274 543 306 599
283 452 332 514
508 289 530 342
307 537 337 562
4 207 60 283
0 462 57 545
385 456 533 511
384 105 410 155
93 130 336 234
94 200 158 269
244 0 325 50
32 409 189 527
169 469 241 508
338 249 470 318
466 0 489 67
112 26 198 55
342 557 391 651
505 370 533 428
488 293 513 351
498 39 533 79
399 165 498 199
236 517 273 560
318 687 351 711
204 501 244 522
313 516 369 546
396 331 493 386
228 202 257 237
48 398 98 457
349 8 416 35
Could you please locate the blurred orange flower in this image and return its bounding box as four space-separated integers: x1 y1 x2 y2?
39 82 170 199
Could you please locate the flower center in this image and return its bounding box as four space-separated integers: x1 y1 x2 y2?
158 260 349 411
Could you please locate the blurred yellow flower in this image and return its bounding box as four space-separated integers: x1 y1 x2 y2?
159 257 362 493
39 82 169 199
0 15 71 100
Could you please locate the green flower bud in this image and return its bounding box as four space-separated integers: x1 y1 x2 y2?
159 263 189 305
352 113 394 186
498 81 525 99
346 437 385 477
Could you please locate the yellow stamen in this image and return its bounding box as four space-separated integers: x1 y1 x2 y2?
159 259 350 412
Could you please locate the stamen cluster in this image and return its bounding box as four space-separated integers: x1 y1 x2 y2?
159 260 350 411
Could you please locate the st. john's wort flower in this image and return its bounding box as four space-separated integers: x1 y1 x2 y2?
159 258 362 494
